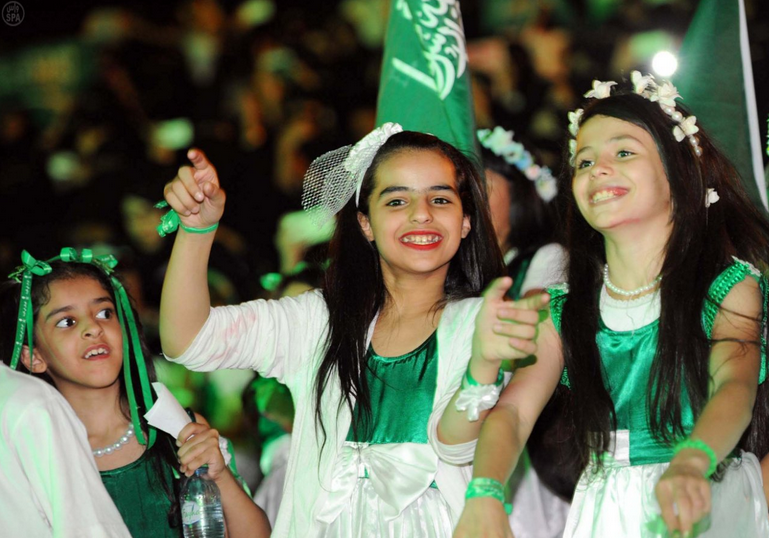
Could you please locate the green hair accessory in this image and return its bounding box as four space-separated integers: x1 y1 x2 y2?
8 247 157 448
154 201 219 237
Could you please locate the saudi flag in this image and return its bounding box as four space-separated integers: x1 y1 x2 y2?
675 0 767 210
376 0 479 164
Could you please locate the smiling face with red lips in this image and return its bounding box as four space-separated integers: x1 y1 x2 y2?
25 276 124 395
572 115 672 235
358 148 471 284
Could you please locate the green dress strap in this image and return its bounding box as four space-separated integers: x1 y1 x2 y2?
703 258 768 384
545 284 571 388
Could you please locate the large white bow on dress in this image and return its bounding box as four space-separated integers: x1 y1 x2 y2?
316 442 439 523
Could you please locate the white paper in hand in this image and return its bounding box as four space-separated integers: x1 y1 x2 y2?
144 382 192 438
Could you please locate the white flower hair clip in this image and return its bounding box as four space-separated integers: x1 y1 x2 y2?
478 126 558 202
706 188 720 208
567 71 703 164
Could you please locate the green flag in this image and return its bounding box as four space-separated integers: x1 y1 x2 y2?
376 0 479 164
675 0 767 210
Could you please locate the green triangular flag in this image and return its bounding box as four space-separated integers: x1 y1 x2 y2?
675 0 767 210
376 0 479 165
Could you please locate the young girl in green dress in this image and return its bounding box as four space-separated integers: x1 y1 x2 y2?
158 126 547 537
455 73 769 538
0 250 270 537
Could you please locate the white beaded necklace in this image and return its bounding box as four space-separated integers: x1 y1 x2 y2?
93 425 135 457
603 264 661 298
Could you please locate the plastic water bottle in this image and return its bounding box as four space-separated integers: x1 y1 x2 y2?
179 466 225 537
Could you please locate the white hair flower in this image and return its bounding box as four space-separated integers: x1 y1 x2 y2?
672 116 699 142
630 71 656 96
584 80 616 99
705 188 720 208
650 81 681 107
568 109 584 136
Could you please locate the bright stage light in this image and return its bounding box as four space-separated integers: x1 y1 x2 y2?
652 51 678 77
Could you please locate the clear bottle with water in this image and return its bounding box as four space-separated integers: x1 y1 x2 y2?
179 466 225 538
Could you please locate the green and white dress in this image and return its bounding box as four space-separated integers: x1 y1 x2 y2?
550 259 769 538
317 331 454 538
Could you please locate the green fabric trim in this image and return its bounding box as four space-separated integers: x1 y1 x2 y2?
703 259 767 384
546 284 570 388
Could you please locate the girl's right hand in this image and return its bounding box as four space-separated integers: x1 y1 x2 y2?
473 277 549 366
453 497 514 538
163 148 226 228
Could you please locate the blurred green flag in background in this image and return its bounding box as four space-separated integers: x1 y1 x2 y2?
676 0 767 210
376 0 479 165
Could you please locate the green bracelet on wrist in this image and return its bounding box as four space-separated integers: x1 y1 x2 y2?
463 363 504 389
465 477 512 514
154 201 219 237
673 438 718 477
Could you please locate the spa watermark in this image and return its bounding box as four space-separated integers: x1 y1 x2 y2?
3 1 24 26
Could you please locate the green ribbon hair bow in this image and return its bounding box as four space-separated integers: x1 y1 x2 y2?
7 248 156 448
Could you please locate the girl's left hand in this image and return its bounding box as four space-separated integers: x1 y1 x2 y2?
655 452 712 535
177 422 227 481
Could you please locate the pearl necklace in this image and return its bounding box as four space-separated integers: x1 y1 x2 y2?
603 264 661 297
93 425 135 457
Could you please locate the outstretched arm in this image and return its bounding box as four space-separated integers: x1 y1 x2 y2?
655 277 763 535
452 318 563 538
159 149 226 358
437 277 550 446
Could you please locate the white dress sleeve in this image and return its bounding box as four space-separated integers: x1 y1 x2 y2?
429 298 483 465
17 390 132 538
164 289 328 384
520 243 567 296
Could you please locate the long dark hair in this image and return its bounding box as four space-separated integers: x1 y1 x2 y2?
559 91 769 471
480 143 560 275
314 131 505 444
0 261 182 527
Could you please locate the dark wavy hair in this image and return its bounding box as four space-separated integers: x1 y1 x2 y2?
314 131 505 444
558 90 769 473
0 261 182 527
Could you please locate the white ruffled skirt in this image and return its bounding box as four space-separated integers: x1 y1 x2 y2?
564 445 769 537
317 478 453 538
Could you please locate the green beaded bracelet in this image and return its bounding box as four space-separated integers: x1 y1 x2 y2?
465 477 512 514
673 438 718 477
463 363 504 388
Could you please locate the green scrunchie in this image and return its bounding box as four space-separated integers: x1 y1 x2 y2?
155 201 219 237
673 438 718 478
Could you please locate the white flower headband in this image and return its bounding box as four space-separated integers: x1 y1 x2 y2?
568 71 715 206
301 122 403 228
477 126 557 202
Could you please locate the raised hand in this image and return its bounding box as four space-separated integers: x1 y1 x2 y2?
163 148 226 229
472 277 550 368
177 421 227 481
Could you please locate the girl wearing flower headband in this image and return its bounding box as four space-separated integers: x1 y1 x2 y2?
0 251 269 538
455 73 769 538
476 126 574 537
158 129 548 537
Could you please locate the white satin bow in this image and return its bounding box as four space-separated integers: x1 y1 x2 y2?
316 442 439 523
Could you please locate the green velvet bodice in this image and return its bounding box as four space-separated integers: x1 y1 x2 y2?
346 331 439 444
549 260 768 465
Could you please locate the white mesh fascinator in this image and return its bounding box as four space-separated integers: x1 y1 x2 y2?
301 122 403 228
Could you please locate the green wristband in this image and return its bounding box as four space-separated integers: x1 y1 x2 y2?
154 201 219 237
673 438 718 477
465 477 512 514
463 364 504 388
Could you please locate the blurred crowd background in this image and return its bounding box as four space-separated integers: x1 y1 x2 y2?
1 0 768 492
